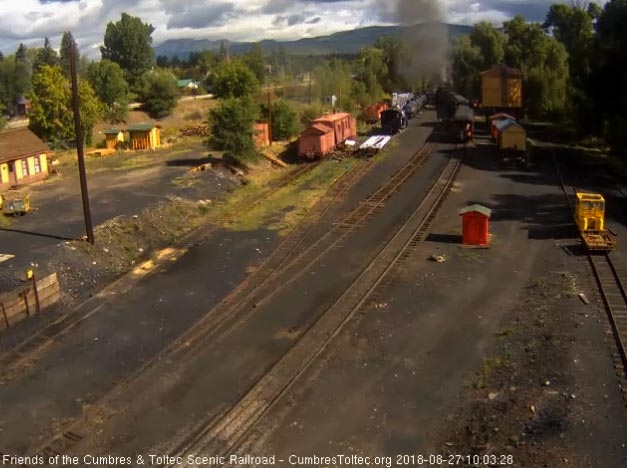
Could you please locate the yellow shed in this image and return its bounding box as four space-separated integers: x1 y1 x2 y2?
495 119 526 151
480 65 523 109
0 127 50 189
127 124 162 150
103 128 125 149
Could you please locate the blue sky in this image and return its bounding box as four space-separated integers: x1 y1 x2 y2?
0 1 607 57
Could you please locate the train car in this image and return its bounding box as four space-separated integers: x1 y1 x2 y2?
298 112 357 160
495 118 526 165
575 192 616 251
451 106 474 143
381 108 408 134
298 123 336 160
403 101 419 119
363 102 388 124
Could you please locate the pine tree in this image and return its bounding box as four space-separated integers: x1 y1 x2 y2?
15 43 27 63
34 37 59 72
59 31 77 76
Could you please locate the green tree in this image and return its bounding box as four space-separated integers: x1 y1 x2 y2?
0 50 4 61
34 37 59 72
29 65 103 144
208 97 258 159
86 59 129 122
242 43 266 84
137 69 179 118
77 80 104 145
451 35 483 98
374 36 408 91
499 16 570 118
210 59 259 98
59 31 77 76
15 44 27 63
101 13 155 88
261 98 298 141
589 0 627 149
299 102 325 128
29 65 74 142
355 47 388 103
470 22 506 68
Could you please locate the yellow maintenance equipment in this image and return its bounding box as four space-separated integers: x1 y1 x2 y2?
3 194 31 217
574 192 616 251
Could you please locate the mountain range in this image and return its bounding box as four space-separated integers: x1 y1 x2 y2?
154 22 473 59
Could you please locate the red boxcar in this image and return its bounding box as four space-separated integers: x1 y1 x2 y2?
298 112 357 160
298 123 336 159
362 103 388 124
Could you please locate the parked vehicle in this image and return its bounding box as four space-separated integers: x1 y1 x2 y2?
381 108 408 134
575 192 616 251
362 102 388 124
298 112 357 160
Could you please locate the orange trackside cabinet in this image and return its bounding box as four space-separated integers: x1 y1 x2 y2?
459 204 492 246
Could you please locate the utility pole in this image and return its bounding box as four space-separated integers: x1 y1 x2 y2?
267 91 272 146
338 84 342 111
70 42 94 244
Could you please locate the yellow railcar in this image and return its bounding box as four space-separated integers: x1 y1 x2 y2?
574 192 616 251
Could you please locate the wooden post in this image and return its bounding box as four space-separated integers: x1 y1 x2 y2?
31 274 41 315
22 290 30 317
267 91 272 146
1 302 9 329
70 41 95 244
339 84 342 110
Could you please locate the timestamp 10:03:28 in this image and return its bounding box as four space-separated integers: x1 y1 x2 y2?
395 454 515 466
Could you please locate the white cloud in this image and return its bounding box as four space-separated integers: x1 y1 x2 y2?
0 0 607 58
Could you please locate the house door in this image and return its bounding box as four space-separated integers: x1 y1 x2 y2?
8 162 17 184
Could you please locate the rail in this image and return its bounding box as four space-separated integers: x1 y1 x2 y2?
161 149 463 467
552 151 627 376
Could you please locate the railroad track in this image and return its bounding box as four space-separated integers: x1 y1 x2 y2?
0 160 326 381
26 142 437 462
158 148 462 468
552 151 627 382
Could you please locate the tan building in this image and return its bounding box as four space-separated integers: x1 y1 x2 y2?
104 128 125 150
480 65 523 109
0 127 50 189
127 124 162 150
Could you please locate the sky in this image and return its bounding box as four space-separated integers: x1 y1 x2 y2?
0 0 606 58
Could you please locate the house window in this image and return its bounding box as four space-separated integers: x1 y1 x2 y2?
33 156 41 174
21 159 29 176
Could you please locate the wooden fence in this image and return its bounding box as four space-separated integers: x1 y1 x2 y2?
0 273 60 332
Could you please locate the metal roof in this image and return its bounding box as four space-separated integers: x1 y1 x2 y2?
480 64 522 78
459 204 492 217
495 118 524 132
0 127 49 164
103 128 123 135
127 124 160 132
313 113 352 123
453 106 474 122
489 112 516 121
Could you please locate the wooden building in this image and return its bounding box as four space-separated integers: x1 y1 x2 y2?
0 128 49 189
127 124 162 150
253 123 270 147
103 128 125 150
480 65 523 110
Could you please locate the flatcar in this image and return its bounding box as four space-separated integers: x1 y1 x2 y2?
381 108 408 134
574 192 616 251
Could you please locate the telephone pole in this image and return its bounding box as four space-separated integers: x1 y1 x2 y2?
267 91 273 146
70 41 95 244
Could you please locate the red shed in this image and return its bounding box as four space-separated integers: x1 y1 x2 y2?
298 123 335 159
253 122 270 147
312 113 356 147
459 204 492 246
